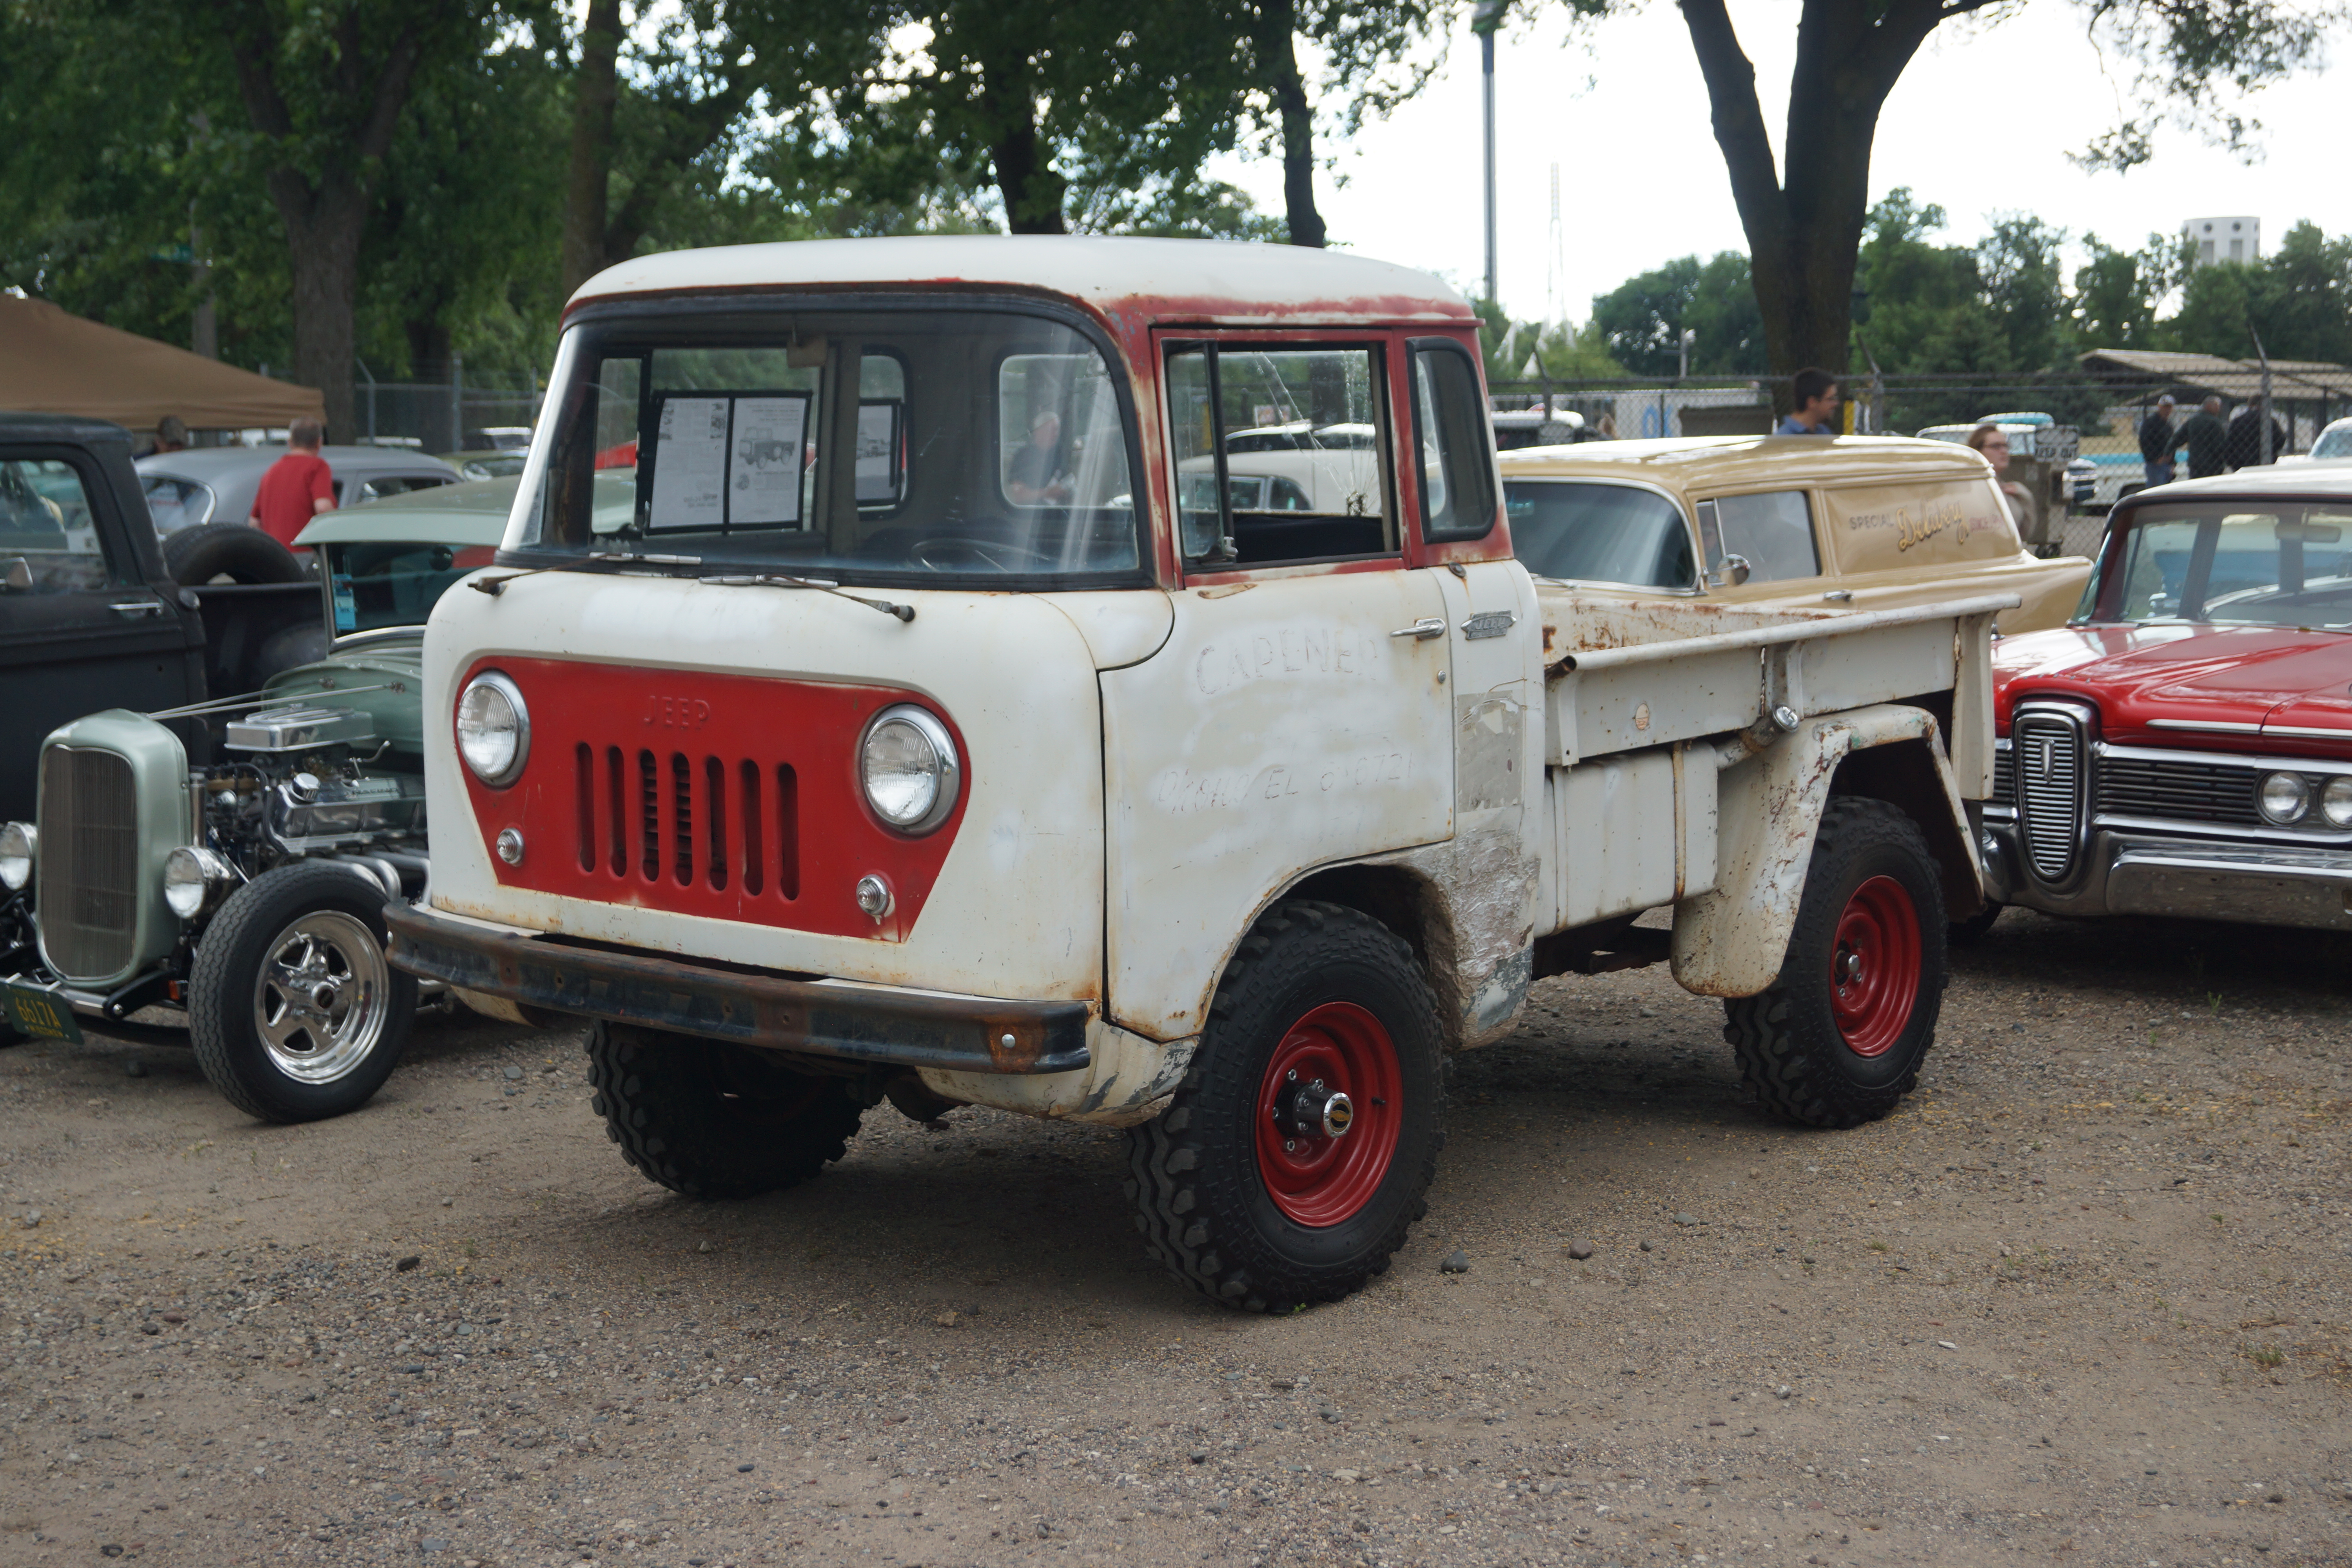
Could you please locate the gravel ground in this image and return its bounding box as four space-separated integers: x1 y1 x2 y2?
3 907 2349 1568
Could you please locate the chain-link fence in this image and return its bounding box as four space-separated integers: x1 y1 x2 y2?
350 368 543 454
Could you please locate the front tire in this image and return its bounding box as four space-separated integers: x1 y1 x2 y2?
1126 900 1445 1313
584 1021 865 1199
1724 798 1948 1129
189 863 416 1122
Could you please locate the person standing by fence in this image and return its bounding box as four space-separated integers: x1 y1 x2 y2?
2225 396 2286 470
1775 369 1840 435
2180 397 2229 479
2138 395 2177 487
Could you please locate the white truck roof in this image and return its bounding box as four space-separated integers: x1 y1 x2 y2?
567 236 1474 325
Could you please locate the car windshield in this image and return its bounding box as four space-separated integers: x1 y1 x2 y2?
1503 480 1696 590
512 305 1144 586
2087 501 2352 629
326 539 499 633
2314 425 2352 460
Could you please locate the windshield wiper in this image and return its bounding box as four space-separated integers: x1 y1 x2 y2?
468 549 703 597
700 573 916 622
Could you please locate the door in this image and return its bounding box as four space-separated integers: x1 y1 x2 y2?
1099 334 1453 1042
0 445 200 820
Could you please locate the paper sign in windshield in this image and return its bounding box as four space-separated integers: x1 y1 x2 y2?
856 400 900 503
730 396 808 526
648 396 728 530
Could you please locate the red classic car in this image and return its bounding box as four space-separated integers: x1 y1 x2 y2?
1981 467 2352 932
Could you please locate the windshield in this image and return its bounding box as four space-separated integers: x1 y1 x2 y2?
513 306 1143 585
2085 502 2352 629
1504 480 1696 590
2314 424 2352 460
326 539 499 633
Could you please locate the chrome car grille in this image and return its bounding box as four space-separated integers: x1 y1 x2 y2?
1988 739 2014 811
2011 708 2086 883
36 745 139 978
2096 753 2261 828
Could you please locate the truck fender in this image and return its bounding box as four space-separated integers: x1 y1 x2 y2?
1669 703 1982 998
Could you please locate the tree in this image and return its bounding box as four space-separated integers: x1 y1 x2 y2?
2165 223 2352 364
220 0 486 439
1560 0 2343 391
1588 251 1768 376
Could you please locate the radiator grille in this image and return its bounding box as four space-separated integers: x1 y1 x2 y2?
575 742 799 902
36 745 139 979
2096 753 2261 827
2012 708 2085 883
1989 740 2014 809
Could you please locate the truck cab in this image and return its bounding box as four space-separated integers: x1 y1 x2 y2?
392 238 2002 1311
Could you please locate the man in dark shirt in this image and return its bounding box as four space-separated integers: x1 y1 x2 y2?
2225 396 2285 470
1006 411 1068 504
2178 397 2229 479
1774 368 1840 434
2136 394 2176 487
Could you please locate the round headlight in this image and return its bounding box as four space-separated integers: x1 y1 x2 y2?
2323 775 2352 829
0 822 34 891
456 671 530 786
162 846 232 920
859 705 959 834
2258 770 2311 825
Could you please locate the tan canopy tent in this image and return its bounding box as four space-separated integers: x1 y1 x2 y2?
0 293 325 433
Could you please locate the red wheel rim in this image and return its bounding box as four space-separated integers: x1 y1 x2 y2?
1829 874 1922 1058
1253 1001 1402 1227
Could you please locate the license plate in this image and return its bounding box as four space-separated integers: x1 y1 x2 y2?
3 982 82 1044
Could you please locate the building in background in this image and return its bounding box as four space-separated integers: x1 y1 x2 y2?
2183 216 2260 267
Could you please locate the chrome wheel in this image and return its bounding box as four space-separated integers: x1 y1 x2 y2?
252 910 391 1084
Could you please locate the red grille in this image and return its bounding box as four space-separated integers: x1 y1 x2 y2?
458 658 963 941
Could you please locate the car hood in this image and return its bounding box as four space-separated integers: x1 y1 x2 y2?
258 631 426 754
1993 622 2352 751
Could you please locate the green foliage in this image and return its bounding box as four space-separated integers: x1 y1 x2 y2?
1473 297 1623 384
2161 222 2352 365
1588 250 1768 377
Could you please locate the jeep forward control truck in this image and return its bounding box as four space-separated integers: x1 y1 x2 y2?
388 239 2007 1311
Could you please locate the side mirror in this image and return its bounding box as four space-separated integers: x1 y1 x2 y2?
1 557 30 593
1708 553 1751 589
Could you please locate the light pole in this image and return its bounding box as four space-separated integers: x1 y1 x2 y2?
1473 1 1507 304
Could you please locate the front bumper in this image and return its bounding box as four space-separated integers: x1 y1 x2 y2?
384 903 1094 1074
1984 822 2352 930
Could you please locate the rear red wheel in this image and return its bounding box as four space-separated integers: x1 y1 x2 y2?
1828 875 1922 1058
1254 1002 1402 1227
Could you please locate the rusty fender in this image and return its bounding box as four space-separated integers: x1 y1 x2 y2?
1669 703 1980 998
917 1026 1197 1128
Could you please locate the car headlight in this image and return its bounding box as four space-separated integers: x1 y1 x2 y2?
859 704 959 833
162 846 234 920
0 822 33 891
2259 770 2311 825
456 670 530 786
2323 775 2352 829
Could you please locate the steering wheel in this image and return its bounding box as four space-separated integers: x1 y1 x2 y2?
909 536 1058 572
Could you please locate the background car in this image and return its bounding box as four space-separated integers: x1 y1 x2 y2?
438 449 530 480
136 445 460 536
1980 465 2352 938
1497 434 2092 632
2276 415 2352 466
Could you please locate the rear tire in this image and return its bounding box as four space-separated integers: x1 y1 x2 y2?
189 863 416 1122
1724 799 1947 1129
1125 900 1445 1313
163 521 307 586
584 1021 865 1199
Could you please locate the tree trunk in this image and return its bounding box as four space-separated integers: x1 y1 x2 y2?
1677 0 1944 397
978 49 1065 234
224 1 437 443
561 0 624 298
1255 0 1324 247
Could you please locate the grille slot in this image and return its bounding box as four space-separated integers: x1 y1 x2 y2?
2096 753 2260 826
2012 708 2085 883
36 745 139 979
1989 740 2014 809
570 746 798 902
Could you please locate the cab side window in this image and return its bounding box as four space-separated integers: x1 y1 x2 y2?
0 457 114 594
1409 339 1498 542
1166 343 1392 568
1708 490 1819 583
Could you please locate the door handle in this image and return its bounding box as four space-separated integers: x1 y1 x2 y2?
109 599 165 619
1821 589 1853 603
1389 617 1445 641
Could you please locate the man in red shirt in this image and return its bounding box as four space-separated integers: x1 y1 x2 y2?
249 417 335 547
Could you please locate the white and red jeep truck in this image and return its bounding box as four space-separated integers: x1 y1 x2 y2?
388 238 2007 1311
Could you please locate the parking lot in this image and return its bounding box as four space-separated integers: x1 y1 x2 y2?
3 907 2348 1568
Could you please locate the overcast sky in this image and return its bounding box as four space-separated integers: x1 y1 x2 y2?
1203 0 2349 324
